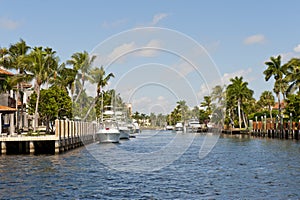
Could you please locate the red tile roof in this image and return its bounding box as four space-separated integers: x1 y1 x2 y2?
0 105 17 112
0 68 14 76
272 101 286 109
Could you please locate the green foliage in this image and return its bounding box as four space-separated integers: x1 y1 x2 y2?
285 94 300 121
28 86 72 132
248 110 279 120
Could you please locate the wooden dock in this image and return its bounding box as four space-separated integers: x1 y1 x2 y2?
0 119 98 155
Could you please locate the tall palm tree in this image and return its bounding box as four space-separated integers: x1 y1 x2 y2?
67 51 96 103
25 47 52 131
44 47 59 89
263 55 286 118
211 85 225 104
0 39 31 131
283 58 300 95
83 66 114 121
226 76 253 129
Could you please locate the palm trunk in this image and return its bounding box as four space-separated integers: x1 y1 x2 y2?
237 98 242 129
242 110 248 129
34 84 40 132
83 97 97 121
15 85 19 133
269 105 272 122
74 87 83 103
74 76 85 103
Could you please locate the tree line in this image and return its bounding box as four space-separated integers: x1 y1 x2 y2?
1 39 299 132
166 56 300 129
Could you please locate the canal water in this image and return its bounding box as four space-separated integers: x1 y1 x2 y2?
1 130 300 199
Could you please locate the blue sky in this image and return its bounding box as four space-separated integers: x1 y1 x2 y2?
1 0 300 114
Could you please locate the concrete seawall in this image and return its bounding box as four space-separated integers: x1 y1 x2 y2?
0 120 98 155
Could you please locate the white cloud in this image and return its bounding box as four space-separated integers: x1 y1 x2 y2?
108 42 136 63
243 34 266 45
150 13 168 26
293 44 300 53
0 17 20 30
135 39 162 57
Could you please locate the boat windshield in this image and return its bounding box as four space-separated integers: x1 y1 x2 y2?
102 120 118 129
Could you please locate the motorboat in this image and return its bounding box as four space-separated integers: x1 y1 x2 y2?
96 106 120 143
132 120 141 134
175 122 184 132
186 118 201 133
115 109 130 140
165 125 174 131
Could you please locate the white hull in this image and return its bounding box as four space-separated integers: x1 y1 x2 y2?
97 131 120 143
175 127 184 132
119 129 130 140
175 122 184 132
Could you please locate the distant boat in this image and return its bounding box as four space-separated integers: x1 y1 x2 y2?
115 108 130 140
174 122 184 132
132 120 141 134
186 118 201 133
96 106 120 143
165 125 174 131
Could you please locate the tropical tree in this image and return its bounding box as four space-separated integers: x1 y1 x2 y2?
44 47 59 89
226 76 254 129
285 94 300 121
211 85 225 104
283 58 300 94
25 46 57 131
200 95 212 117
258 91 275 120
89 66 115 98
0 39 32 130
85 66 115 118
263 55 286 119
67 51 96 103
28 86 72 133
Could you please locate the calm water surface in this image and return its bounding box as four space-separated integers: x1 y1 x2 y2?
1 130 300 199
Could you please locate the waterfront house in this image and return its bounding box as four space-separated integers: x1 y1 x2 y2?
0 67 16 135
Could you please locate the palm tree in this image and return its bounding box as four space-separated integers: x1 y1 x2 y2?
176 100 189 122
89 66 115 98
258 91 275 121
226 76 253 129
263 55 286 119
211 85 225 104
50 63 77 93
283 58 300 94
25 47 53 131
44 47 59 89
83 66 114 121
67 51 96 103
200 96 212 117
0 39 31 131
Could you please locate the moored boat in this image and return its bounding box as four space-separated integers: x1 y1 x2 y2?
175 122 184 132
186 118 201 132
96 106 120 143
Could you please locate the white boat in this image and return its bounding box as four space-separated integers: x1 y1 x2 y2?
186 118 201 132
96 106 120 143
166 125 174 130
132 121 141 134
115 108 131 140
175 122 184 132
